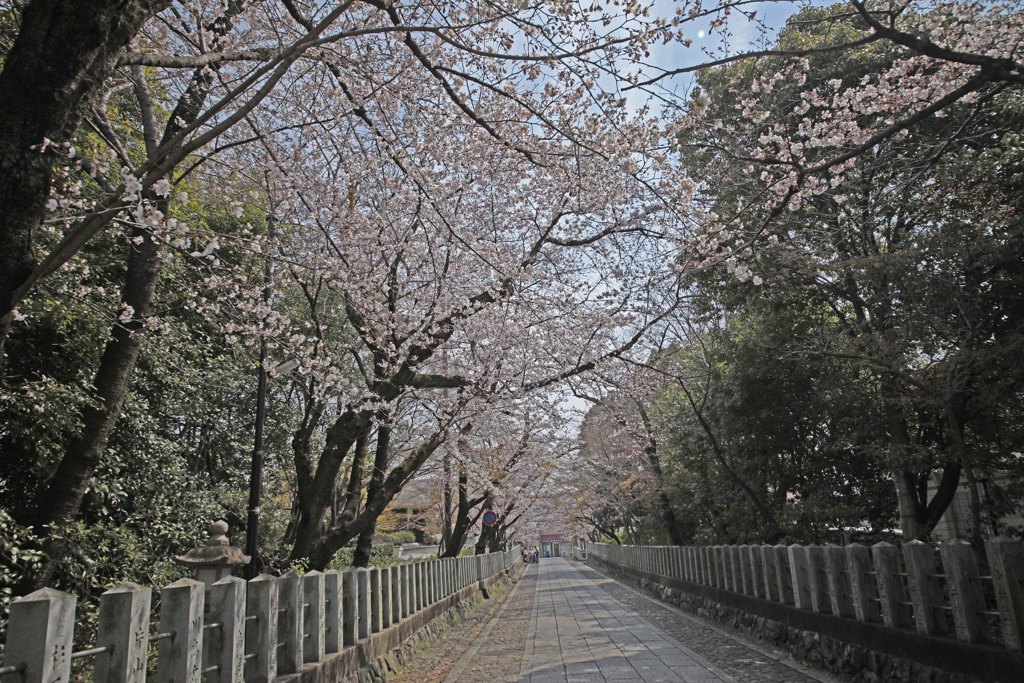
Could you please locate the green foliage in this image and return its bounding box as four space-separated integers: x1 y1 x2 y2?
377 529 417 544
622 2 1024 546
328 543 399 569
0 510 42 643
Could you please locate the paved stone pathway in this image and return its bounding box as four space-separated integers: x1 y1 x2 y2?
518 558 731 683
397 558 837 683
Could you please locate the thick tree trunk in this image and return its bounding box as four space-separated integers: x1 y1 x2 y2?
677 382 783 541
290 413 368 561
18 30 242 586
883 398 927 539
922 461 963 534
302 432 445 570
474 523 494 555
351 424 391 568
352 526 374 568
441 471 486 558
440 449 453 553
943 403 985 547
0 0 167 357
636 402 684 545
23 228 163 588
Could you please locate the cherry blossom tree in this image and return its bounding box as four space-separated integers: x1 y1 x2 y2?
2 0 687 580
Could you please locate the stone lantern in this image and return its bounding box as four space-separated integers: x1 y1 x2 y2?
176 519 251 586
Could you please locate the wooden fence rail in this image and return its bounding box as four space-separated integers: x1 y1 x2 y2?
586 538 1024 652
0 549 520 682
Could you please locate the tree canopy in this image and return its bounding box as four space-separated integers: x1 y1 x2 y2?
0 0 1022 646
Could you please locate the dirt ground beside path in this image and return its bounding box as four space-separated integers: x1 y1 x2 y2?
389 564 538 683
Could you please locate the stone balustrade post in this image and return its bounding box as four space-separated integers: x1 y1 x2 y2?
380 567 392 630
806 545 830 614
342 570 358 646
824 544 854 618
747 546 765 598
277 572 303 675
407 563 417 613
760 547 779 602
774 545 793 605
155 579 205 683
729 546 743 593
871 542 906 629
391 566 402 624
715 546 729 589
399 564 410 619
94 583 151 683
789 545 812 610
845 544 880 623
302 571 325 663
416 562 425 611
324 570 342 654
369 568 384 633
244 574 278 682
940 540 987 643
737 546 752 595
903 540 945 635
356 568 371 640
208 576 246 683
3 587 76 683
986 537 1024 651
406 563 416 612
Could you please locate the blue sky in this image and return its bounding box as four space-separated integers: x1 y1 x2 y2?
622 0 819 111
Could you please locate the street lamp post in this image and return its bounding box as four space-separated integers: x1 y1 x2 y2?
244 213 275 580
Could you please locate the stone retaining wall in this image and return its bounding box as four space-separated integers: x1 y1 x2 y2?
588 554 1024 683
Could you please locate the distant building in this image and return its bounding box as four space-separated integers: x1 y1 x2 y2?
390 478 436 545
539 530 570 558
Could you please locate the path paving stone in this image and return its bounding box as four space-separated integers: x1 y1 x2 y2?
393 557 837 683
573 562 835 683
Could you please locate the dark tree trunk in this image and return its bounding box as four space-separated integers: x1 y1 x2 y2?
303 432 445 570
18 20 242 586
440 449 453 553
352 526 374 569
0 0 168 357
290 412 369 561
636 402 684 545
474 524 494 555
441 471 486 558
22 228 163 588
351 424 391 568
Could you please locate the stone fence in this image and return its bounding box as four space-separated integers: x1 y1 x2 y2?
587 539 1024 681
0 549 521 683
